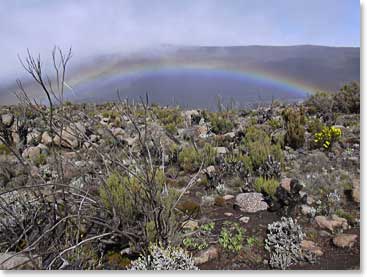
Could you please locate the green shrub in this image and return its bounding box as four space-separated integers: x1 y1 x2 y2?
333 82 360 114
242 127 284 170
34 153 47 166
282 108 305 149
153 107 184 135
202 143 217 166
254 177 279 197
313 126 342 150
219 221 245 253
178 146 201 173
305 91 334 115
268 118 282 130
307 117 324 134
209 112 234 134
178 144 217 173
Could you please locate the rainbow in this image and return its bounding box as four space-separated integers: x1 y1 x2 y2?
67 59 319 97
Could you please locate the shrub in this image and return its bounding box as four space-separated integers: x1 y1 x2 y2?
242 127 284 171
254 177 279 197
282 108 305 149
209 112 234 134
130 243 198 270
268 118 282 130
202 143 217 166
313 126 342 150
265 217 315 269
219 221 245 253
333 82 360 114
305 91 333 115
178 144 217 173
178 146 201 173
34 153 47 166
99 170 179 248
153 107 184 135
307 117 324 134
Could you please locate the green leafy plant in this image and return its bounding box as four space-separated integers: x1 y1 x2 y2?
219 221 245 253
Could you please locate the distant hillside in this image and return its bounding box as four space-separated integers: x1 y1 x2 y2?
0 45 359 105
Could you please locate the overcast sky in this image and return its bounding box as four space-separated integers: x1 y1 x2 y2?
0 0 360 83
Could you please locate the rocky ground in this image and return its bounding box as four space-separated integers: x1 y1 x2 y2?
0 86 360 270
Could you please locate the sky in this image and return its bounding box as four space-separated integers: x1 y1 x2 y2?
0 0 360 83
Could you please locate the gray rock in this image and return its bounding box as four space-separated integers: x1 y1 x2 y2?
235 192 268 213
194 246 219 265
41 131 53 146
333 234 358 248
1 113 14 127
0 252 41 269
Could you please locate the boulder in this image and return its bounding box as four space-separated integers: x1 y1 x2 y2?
1 113 14 127
53 124 86 149
41 131 53 146
235 193 268 213
26 130 41 145
300 240 323 256
333 234 358 248
0 253 41 269
22 146 41 161
194 246 219 265
315 215 348 233
352 178 360 203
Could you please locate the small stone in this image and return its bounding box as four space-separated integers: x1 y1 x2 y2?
352 178 360 203
182 220 199 230
194 246 219 265
239 216 250 223
223 194 235 201
215 147 228 155
22 146 41 161
301 205 316 217
333 234 358 248
224 212 233 217
300 240 323 256
41 132 53 146
1 113 14 127
224 132 236 139
204 165 216 176
281 178 292 192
